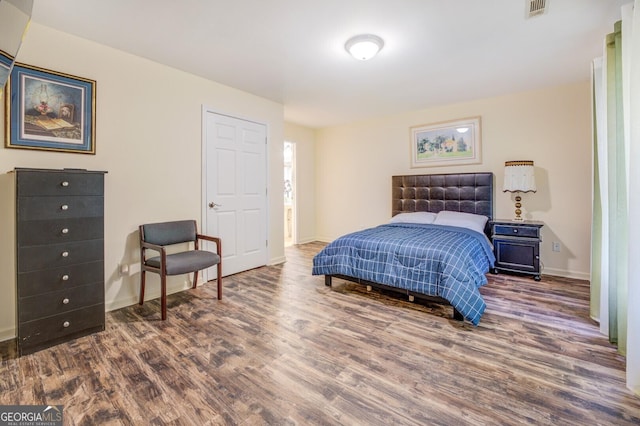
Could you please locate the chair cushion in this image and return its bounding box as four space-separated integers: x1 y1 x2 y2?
145 250 220 275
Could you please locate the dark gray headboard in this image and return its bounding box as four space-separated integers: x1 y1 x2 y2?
392 172 494 221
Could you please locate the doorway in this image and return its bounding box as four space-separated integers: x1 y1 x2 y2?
284 141 296 247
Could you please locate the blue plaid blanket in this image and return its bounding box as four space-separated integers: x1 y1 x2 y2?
312 223 495 325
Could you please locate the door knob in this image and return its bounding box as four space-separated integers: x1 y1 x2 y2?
208 202 222 208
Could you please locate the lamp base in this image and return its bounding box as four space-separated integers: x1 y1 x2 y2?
513 196 523 221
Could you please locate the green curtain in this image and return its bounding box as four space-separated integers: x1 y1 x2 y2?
605 21 628 352
624 0 640 394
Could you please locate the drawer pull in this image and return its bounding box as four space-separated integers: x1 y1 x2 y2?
513 229 518 233
61 228 69 234
62 251 69 258
62 298 70 304
61 181 69 187
63 321 70 328
62 274 69 281
61 204 69 211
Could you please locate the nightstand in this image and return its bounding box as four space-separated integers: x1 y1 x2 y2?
490 220 544 281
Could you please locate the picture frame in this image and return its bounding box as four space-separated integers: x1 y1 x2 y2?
5 62 96 154
410 116 481 168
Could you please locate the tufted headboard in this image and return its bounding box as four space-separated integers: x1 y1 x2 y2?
392 172 494 233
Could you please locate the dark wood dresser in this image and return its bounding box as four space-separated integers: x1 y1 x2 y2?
15 168 107 355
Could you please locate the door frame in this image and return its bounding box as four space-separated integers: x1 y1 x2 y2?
200 105 270 281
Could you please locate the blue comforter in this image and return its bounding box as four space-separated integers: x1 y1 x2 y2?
312 223 495 325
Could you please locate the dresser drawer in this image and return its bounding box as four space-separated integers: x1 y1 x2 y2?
19 284 104 322
18 304 105 349
18 261 104 298
17 195 104 221
493 225 540 238
18 239 104 273
17 171 104 196
17 217 104 246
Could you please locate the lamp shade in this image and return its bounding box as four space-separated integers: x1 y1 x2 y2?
503 160 536 192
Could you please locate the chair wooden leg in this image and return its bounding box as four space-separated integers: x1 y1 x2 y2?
192 271 198 289
139 270 146 305
217 265 222 300
161 274 167 320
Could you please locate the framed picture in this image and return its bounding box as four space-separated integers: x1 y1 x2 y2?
410 116 481 168
5 62 96 154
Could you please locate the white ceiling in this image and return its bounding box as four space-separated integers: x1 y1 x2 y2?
31 0 626 128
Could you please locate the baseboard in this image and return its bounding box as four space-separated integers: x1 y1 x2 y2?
296 237 316 245
268 256 286 265
542 267 590 281
0 326 15 343
106 295 139 312
315 236 333 243
106 281 192 312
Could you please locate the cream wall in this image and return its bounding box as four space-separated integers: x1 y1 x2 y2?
0 23 285 341
284 122 316 244
315 82 592 280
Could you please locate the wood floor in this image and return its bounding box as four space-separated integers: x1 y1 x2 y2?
1 242 639 425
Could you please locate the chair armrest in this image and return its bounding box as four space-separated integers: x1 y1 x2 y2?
196 234 222 254
197 234 221 243
140 241 167 266
140 240 166 254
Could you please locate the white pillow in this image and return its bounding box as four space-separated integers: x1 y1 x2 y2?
389 212 437 225
433 210 488 235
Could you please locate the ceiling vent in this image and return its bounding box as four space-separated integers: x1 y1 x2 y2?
527 0 547 18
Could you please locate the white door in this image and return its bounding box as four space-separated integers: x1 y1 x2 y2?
203 110 268 277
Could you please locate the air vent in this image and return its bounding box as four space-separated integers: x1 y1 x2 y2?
527 0 547 18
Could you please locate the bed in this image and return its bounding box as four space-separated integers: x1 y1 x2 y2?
312 172 495 325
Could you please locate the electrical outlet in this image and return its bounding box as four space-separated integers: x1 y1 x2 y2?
119 263 129 275
552 241 561 252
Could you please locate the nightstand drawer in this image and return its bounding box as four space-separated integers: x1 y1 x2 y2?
493 238 540 273
493 225 539 238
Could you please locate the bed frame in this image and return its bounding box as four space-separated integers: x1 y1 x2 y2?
324 172 494 321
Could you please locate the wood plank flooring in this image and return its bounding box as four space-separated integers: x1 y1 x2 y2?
1 241 639 425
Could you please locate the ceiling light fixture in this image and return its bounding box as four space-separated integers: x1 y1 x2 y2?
345 34 384 61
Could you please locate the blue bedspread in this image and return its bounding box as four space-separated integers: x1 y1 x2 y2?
312 223 496 325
